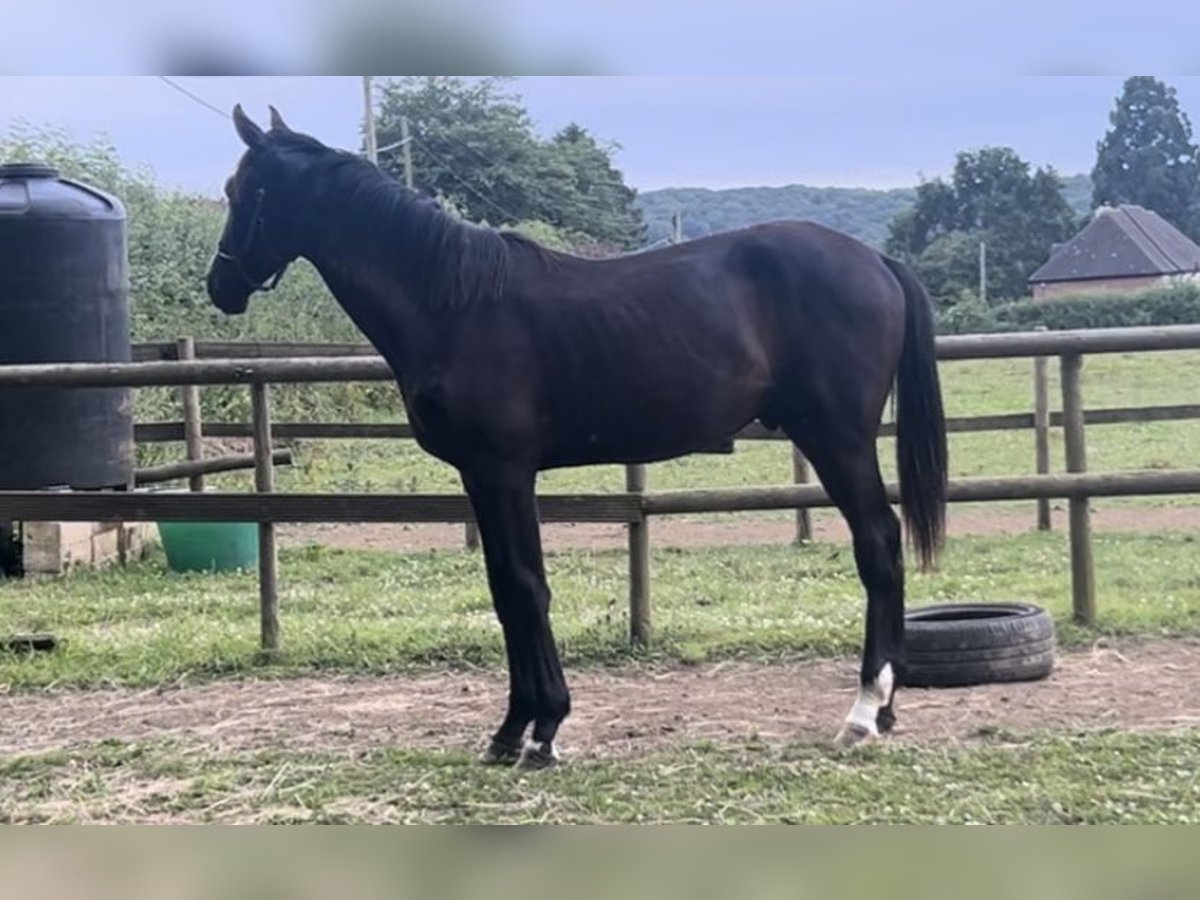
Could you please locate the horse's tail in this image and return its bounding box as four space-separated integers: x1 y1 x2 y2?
884 255 948 572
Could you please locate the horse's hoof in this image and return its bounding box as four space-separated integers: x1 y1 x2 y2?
515 740 559 771
834 721 878 749
479 736 524 766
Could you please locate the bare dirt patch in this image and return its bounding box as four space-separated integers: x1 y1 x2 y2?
2 637 1198 762
277 504 1200 555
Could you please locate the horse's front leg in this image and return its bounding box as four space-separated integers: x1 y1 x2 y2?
464 471 570 769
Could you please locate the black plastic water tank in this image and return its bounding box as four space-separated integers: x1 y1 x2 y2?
0 162 133 490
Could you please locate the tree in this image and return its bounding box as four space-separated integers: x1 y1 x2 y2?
909 230 982 306
1092 76 1200 238
375 76 541 225
885 147 1077 302
373 77 644 250
883 179 956 259
546 124 645 248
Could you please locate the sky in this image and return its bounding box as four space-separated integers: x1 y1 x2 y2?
3 76 1200 197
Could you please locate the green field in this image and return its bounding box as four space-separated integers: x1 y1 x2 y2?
5 730 1199 824
2 530 1199 690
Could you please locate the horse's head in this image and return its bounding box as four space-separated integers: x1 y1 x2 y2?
206 105 309 315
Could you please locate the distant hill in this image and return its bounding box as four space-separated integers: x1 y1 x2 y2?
636 173 1094 251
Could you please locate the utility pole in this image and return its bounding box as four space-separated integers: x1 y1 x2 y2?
400 115 414 189
979 240 988 303
362 76 378 165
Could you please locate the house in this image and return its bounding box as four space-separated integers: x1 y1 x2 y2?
1028 204 1200 300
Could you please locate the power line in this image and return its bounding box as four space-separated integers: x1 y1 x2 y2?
424 127 504 172
377 136 412 154
159 76 384 167
162 75 391 164
411 136 521 224
156 76 231 120
414 124 632 193
407 126 635 234
636 236 672 253
155 77 550 227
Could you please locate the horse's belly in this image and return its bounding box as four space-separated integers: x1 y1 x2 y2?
542 395 756 468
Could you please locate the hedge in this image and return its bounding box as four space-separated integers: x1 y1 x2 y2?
936 282 1200 334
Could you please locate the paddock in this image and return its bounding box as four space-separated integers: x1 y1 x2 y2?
2 324 1200 822
3 323 1200 642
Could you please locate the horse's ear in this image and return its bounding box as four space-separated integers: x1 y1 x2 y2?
268 105 292 134
232 104 266 149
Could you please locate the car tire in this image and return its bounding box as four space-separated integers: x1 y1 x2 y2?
901 602 1056 688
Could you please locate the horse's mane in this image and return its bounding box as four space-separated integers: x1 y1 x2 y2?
273 131 553 310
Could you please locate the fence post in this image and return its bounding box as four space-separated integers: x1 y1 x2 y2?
626 463 651 646
1060 353 1096 625
177 337 205 493
251 382 280 653
792 448 813 543
1033 329 1051 531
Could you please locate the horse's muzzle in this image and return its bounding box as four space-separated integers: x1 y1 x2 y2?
206 256 252 315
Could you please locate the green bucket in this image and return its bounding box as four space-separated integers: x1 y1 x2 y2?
157 521 259 573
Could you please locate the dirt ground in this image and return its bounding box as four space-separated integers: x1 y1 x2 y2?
2 637 1198 761
3 504 1196 766
277 503 1200 555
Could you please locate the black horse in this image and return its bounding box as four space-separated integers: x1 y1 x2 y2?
206 106 948 768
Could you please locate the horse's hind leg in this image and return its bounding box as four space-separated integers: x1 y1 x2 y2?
785 423 904 746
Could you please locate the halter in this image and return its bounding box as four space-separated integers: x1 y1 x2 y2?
215 187 290 293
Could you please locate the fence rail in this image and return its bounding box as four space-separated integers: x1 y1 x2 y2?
5 470 1195 520
0 357 392 387
4 323 1200 650
132 340 379 361
0 491 643 523
127 324 1200 364
131 402 1200 446
642 470 1200 515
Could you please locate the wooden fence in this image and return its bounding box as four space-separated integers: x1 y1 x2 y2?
2 324 1200 651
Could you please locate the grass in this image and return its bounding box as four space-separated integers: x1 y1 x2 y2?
2 530 1199 690
3 729 1200 823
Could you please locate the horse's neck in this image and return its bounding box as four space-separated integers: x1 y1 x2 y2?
305 257 415 373
302 220 432 383
300 171 473 381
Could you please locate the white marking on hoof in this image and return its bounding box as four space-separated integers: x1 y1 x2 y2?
834 720 878 748
836 663 894 747
516 738 560 771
